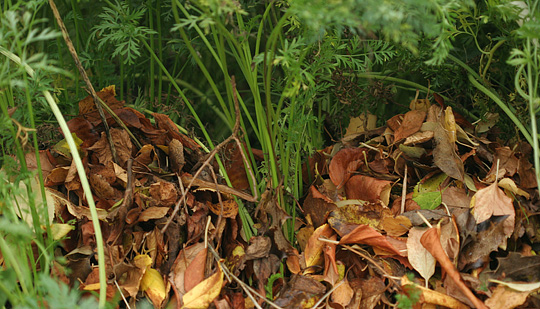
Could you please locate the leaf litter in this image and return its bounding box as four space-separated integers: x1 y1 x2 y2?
36 86 540 308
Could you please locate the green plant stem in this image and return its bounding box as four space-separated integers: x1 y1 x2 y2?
482 39 506 79
0 47 107 308
467 74 533 146
524 37 540 190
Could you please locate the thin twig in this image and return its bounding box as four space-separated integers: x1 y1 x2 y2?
401 164 407 214
48 0 118 164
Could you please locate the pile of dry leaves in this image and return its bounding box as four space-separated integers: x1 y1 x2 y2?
38 87 539 308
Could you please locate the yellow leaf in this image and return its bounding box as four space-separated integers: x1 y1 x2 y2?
51 223 74 240
140 268 166 308
183 267 224 309
134 254 152 269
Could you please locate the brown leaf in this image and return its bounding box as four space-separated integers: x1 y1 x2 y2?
184 247 207 293
206 199 238 219
472 181 515 238
329 147 367 189
153 113 200 150
380 215 411 237
49 188 108 220
149 181 178 207
344 175 392 206
169 138 185 174
303 185 337 228
138 207 169 222
78 85 124 125
485 285 530 309
274 274 326 308
393 110 426 141
331 278 354 307
222 142 251 191
171 242 206 296
433 122 464 181
245 236 271 260
87 128 133 167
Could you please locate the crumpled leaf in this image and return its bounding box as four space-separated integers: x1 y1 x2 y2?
329 147 367 189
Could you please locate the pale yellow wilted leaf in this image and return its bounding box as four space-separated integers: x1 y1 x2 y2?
134 254 152 269
406 227 435 287
140 268 166 308
51 223 74 240
182 267 224 309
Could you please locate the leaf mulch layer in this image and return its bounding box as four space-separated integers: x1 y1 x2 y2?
36 87 540 308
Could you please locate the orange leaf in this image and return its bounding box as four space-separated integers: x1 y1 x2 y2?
339 224 401 256
420 227 487 309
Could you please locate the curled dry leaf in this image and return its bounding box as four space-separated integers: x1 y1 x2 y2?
344 175 392 206
329 147 367 189
339 224 402 256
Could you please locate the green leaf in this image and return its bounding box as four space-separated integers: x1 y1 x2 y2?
413 191 443 210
